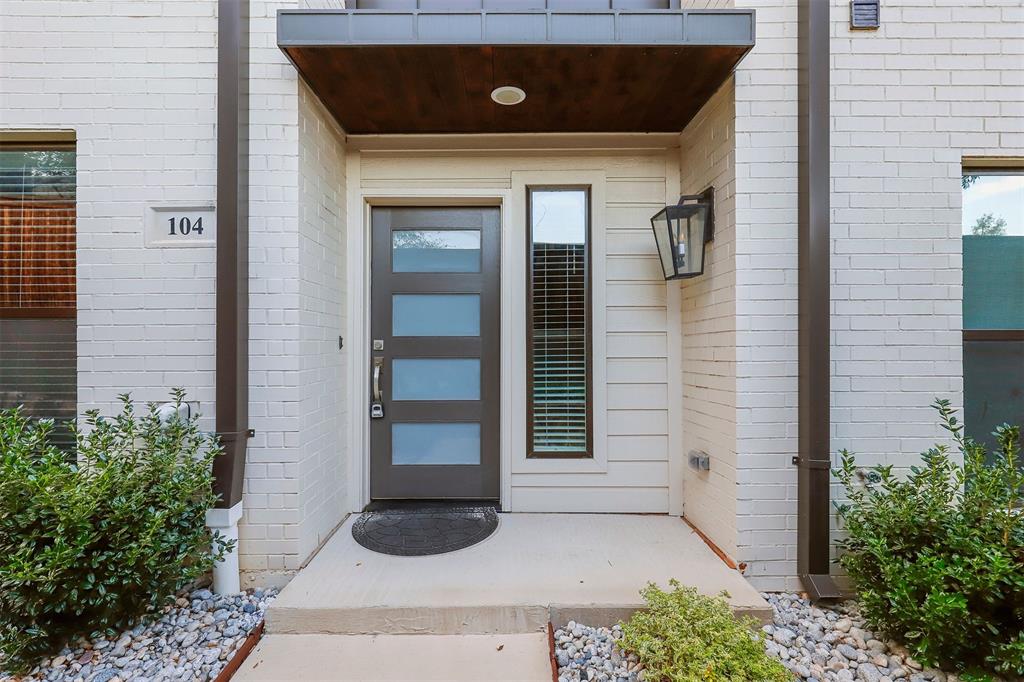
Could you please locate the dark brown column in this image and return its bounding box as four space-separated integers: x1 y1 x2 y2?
214 0 250 509
797 0 840 600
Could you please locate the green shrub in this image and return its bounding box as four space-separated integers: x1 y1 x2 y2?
835 398 1024 680
619 580 790 682
0 390 231 674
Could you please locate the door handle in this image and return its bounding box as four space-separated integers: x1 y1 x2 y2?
372 359 383 402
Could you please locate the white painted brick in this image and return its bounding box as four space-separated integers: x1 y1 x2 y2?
4 0 1020 592
720 0 1022 590
679 78 740 558
1 0 350 585
1 0 219 428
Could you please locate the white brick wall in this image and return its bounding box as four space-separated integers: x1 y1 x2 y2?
4 0 1020 591
724 0 1023 591
240 0 349 585
730 0 802 591
826 0 1023 574
0 0 219 428
679 80 740 559
295 80 347 562
241 0 306 581
0 0 350 586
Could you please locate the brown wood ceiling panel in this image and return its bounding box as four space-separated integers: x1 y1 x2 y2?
284 44 746 134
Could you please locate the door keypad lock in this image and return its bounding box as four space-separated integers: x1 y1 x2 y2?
371 358 385 419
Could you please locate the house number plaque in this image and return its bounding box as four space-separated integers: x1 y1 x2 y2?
145 205 216 248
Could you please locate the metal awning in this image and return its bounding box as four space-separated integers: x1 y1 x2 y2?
277 5 754 134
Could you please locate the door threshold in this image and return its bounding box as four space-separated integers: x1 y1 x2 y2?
363 499 501 513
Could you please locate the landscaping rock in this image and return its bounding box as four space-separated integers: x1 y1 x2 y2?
760 593 1005 682
554 622 639 682
6 586 277 682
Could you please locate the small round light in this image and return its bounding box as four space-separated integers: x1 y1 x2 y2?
490 85 526 106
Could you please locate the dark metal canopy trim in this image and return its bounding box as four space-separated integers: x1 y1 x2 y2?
797 0 840 601
278 8 754 47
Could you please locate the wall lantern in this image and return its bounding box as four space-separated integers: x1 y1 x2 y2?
649 187 715 280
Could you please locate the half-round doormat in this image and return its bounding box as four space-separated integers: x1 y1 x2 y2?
351 506 499 556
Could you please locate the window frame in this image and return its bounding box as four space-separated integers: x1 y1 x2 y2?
525 185 593 460
0 133 78 449
961 164 1024 342
960 162 1024 457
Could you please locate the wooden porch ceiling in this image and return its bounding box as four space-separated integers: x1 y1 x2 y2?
277 9 755 135
282 44 748 134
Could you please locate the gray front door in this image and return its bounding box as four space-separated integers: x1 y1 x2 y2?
370 207 500 500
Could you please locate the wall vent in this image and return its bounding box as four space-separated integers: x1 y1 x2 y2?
850 0 880 30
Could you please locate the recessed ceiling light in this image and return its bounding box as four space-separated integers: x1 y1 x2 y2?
490 85 526 106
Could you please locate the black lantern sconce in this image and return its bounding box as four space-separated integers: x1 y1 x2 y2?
649 187 715 280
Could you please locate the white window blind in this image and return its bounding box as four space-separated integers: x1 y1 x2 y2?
528 188 590 457
0 144 77 447
0 146 76 312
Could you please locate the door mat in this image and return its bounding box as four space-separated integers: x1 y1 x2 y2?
351 506 499 556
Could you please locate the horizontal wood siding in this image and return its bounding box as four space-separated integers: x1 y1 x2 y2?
361 150 673 513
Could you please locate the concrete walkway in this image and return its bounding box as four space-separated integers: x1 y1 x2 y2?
233 633 552 682
265 513 769 636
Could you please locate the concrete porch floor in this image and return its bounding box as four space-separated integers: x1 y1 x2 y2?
265 513 770 636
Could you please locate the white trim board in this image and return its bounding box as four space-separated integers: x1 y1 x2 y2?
509 170 609 476
345 169 514 510
346 133 680 153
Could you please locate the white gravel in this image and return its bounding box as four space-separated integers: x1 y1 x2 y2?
3 587 277 682
762 592 1005 682
554 622 642 682
556 594 1004 682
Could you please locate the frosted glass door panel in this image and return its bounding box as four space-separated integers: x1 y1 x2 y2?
393 358 480 401
392 423 481 465
392 230 481 272
392 294 480 336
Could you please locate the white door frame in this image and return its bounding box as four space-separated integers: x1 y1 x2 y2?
345 151 513 510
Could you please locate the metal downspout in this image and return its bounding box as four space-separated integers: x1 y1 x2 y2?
210 0 250 594
797 0 841 601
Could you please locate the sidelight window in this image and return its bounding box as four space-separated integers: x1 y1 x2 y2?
527 187 591 458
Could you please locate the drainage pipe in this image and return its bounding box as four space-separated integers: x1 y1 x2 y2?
796 0 841 601
211 0 250 594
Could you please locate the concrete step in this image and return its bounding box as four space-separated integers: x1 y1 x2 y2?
265 514 770 636
232 633 553 682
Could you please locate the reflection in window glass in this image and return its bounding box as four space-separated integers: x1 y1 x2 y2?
961 173 1024 236
961 169 1024 463
392 229 481 272
0 145 77 449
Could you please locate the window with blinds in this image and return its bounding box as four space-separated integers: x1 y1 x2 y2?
0 141 77 447
527 187 591 458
